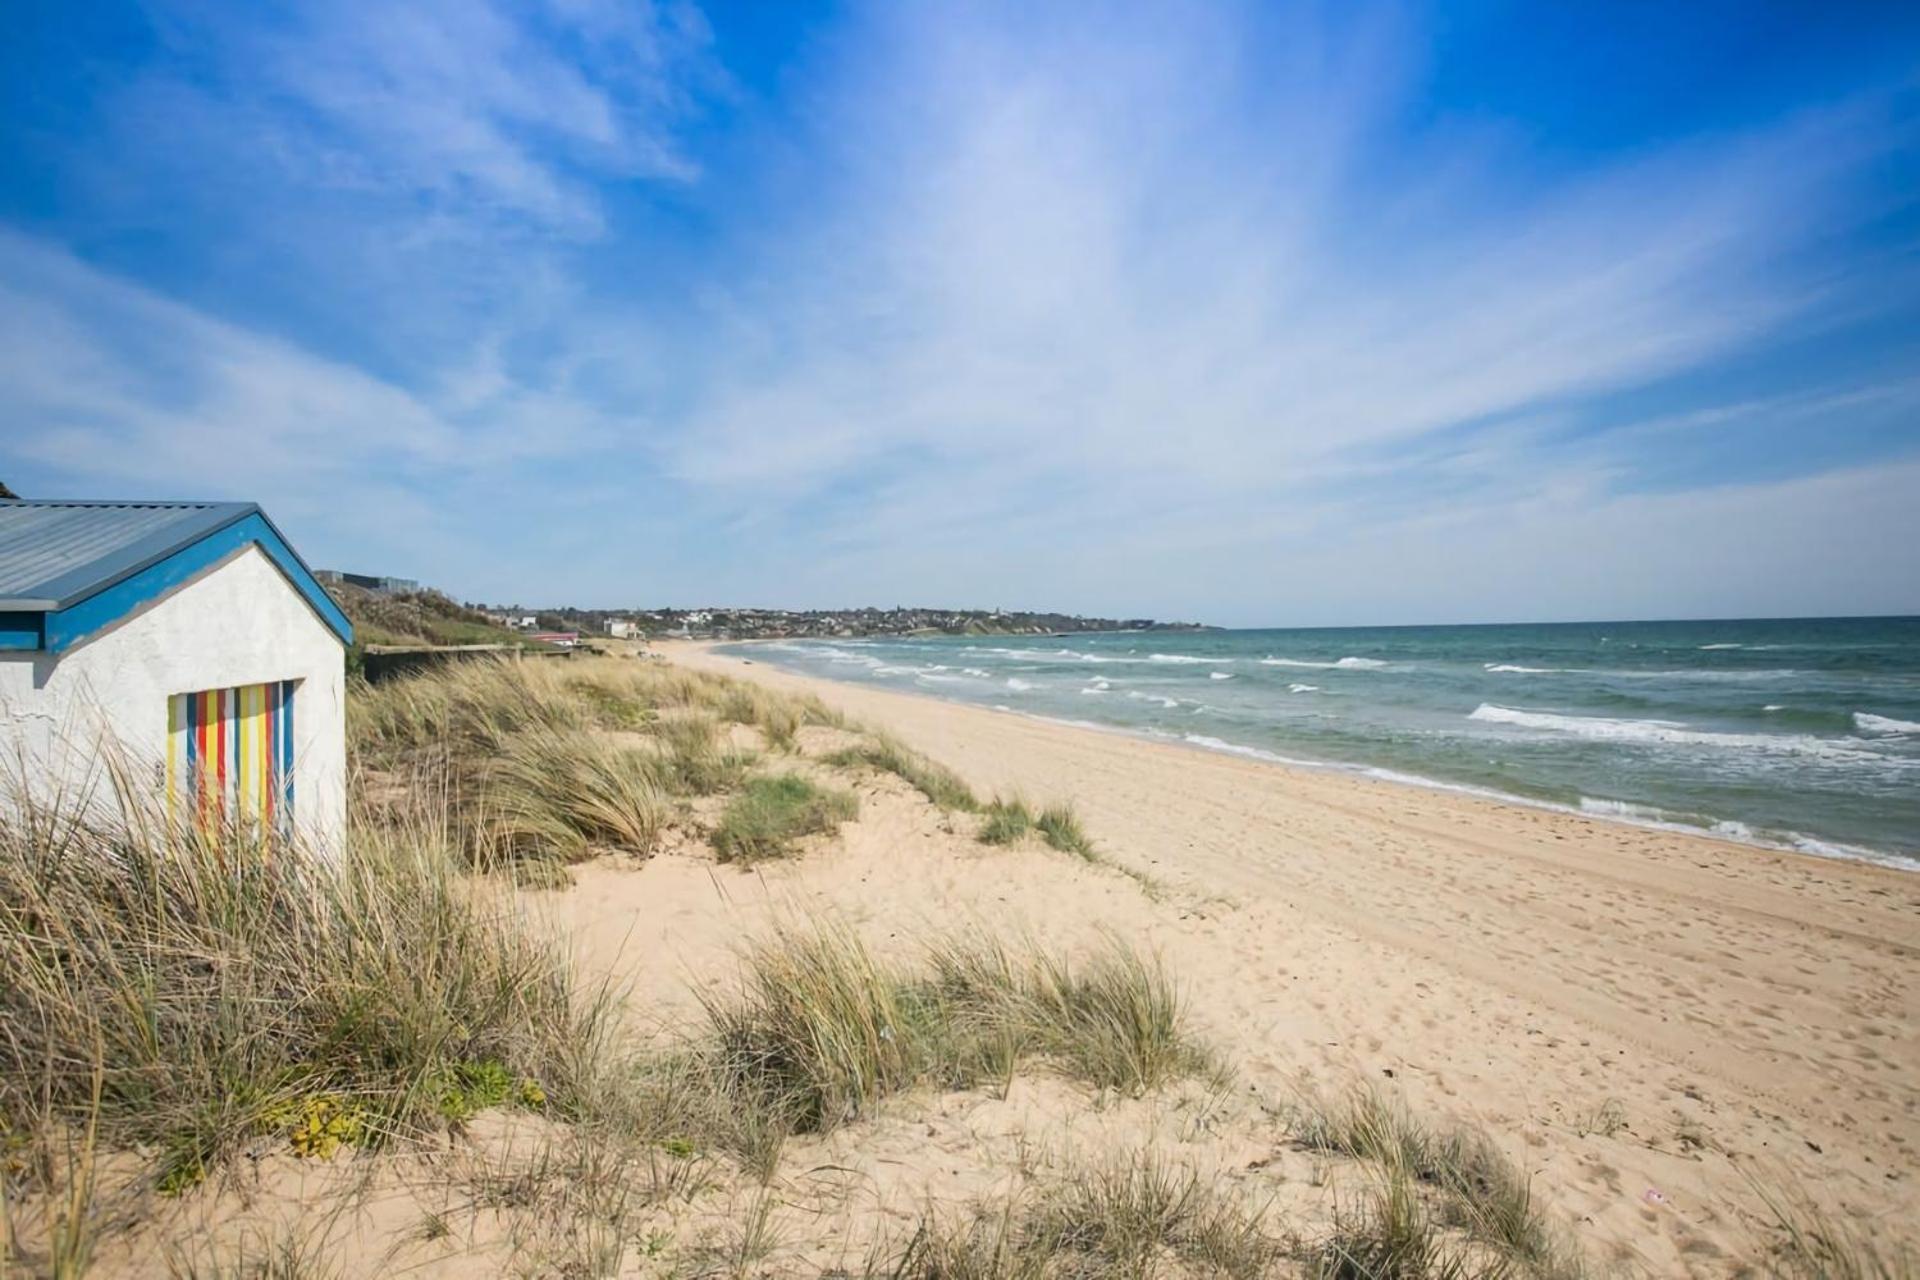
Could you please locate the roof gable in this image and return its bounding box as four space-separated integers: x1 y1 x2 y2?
0 500 352 651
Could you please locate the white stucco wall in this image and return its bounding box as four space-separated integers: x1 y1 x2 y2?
0 545 348 850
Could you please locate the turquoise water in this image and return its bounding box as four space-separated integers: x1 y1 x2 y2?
722 617 1920 866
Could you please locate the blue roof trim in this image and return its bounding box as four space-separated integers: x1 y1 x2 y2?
14 513 354 653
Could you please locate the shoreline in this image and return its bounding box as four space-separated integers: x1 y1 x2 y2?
658 636 1920 1259
691 636 1917 875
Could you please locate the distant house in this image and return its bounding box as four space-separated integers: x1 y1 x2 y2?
0 499 351 848
315 569 418 595
607 618 642 639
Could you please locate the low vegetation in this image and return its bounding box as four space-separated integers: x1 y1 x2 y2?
0 775 614 1209
828 734 981 811
894 1152 1278 1279
348 657 832 872
979 797 1095 858
712 774 859 863
692 926 1214 1169
1294 1088 1586 1280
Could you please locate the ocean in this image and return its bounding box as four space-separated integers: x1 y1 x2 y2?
720 616 1920 867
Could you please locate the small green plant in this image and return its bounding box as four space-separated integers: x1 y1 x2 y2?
712 775 859 863
978 798 1034 844
286 1097 365 1159
1034 803 1094 857
432 1059 515 1122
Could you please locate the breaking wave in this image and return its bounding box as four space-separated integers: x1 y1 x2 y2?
1856 712 1920 735
1470 704 1892 763
1259 656 1388 670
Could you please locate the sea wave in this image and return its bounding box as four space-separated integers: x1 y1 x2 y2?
1856 712 1920 734
1209 671 1234 680
1288 683 1320 693
1470 704 1892 763
1698 643 1744 650
1259 656 1388 670
1149 653 1231 665
1484 663 1562 674
1180 734 1317 766
1128 691 1181 709
1005 677 1035 692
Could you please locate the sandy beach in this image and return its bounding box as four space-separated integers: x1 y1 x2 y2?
615 640 1920 1271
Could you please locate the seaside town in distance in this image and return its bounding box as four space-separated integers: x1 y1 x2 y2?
492 603 1211 641
315 569 1208 647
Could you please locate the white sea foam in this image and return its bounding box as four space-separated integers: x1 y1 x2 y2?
1149 653 1230 664
1180 734 1317 767
1763 704 1785 712
1127 691 1181 709
1856 713 1920 734
1005 677 1035 692
1288 683 1320 693
1471 704 1894 763
1259 656 1387 670
962 668 992 679
1209 671 1234 680
1698 643 1744 650
1484 663 1562 674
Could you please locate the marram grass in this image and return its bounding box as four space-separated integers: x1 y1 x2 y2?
0 767 617 1198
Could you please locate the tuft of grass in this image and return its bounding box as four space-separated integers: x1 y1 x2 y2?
892 1152 1276 1280
711 774 859 864
698 926 1214 1164
978 797 1033 845
1749 1174 1917 1280
1294 1088 1585 1280
652 713 756 797
828 734 980 812
1035 803 1094 858
485 729 668 862
0 770 617 1204
978 798 1094 859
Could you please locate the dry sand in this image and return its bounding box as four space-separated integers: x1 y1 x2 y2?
624 640 1920 1273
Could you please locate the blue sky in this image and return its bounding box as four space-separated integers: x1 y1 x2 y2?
1 0 1916 626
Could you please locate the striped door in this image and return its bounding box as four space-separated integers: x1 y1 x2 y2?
166 680 296 837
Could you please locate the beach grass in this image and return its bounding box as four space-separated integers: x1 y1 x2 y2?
978 796 1034 844
893 1151 1277 1279
694 926 1214 1162
1293 1088 1585 1280
979 796 1095 860
711 774 859 863
485 728 669 862
827 734 981 811
0 773 617 1205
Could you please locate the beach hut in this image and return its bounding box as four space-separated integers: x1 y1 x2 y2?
0 499 352 848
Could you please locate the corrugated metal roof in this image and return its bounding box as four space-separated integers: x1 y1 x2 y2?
0 500 257 610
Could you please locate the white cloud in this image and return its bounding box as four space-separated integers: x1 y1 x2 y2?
661 4 1896 514
135 0 714 237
